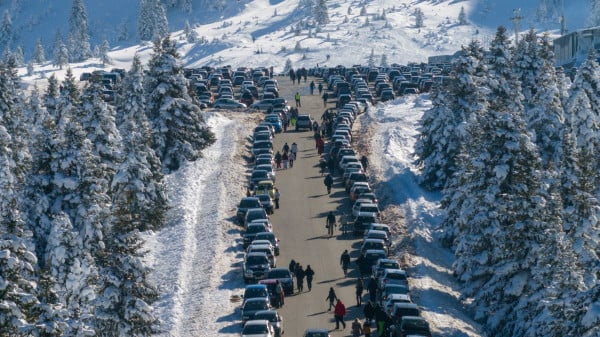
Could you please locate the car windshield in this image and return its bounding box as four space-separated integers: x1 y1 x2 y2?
240 199 260 208
246 255 268 265
362 206 379 213
403 319 429 330
252 171 268 178
268 270 290 278
245 288 268 298
306 332 329 337
387 273 407 280
256 233 275 241
257 195 271 203
244 301 268 310
381 262 399 269
298 116 310 121
242 324 269 334
254 313 278 322
254 142 272 149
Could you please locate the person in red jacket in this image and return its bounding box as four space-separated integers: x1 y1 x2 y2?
334 299 347 329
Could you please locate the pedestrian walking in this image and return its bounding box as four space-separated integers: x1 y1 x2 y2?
322 92 329 107
324 174 333 194
318 82 323 94
319 159 327 176
289 151 295 168
326 287 337 311
282 142 290 154
274 280 285 307
295 264 305 292
310 80 315 94
291 116 296 127
351 318 363 337
326 211 336 237
317 138 325 155
295 92 301 107
375 304 388 337
305 265 315 291
367 277 378 304
275 151 282 169
327 157 335 174
334 299 347 330
356 278 364 306
340 249 351 277
274 188 280 209
363 301 375 324
282 152 289 169
289 259 297 275
291 142 298 159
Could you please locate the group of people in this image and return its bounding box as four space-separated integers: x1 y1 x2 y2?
289 260 315 292
274 142 298 169
289 67 308 84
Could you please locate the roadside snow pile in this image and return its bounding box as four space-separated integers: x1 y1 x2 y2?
361 97 483 336
144 111 252 337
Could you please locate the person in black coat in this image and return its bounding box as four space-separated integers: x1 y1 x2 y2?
355 278 364 306
295 264 305 292
363 301 375 324
367 276 378 303
305 265 315 291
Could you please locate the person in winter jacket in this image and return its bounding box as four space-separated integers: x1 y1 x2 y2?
289 151 295 168
274 188 280 209
363 301 375 324
334 299 347 329
355 278 364 306
291 142 298 158
282 152 289 169
275 151 282 169
351 318 363 337
289 259 297 275
367 277 378 303
374 304 388 337
295 264 305 292
305 265 315 291
282 142 290 154
326 287 337 311
324 174 333 193
318 82 323 94
340 250 351 276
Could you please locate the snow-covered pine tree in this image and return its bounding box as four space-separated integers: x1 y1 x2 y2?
118 18 129 41
367 48 375 67
0 100 39 335
68 0 92 62
138 0 153 41
283 58 293 73
347 5 351 15
33 38 45 64
183 0 192 14
94 200 160 336
527 34 564 169
439 40 489 245
114 55 167 231
513 29 543 105
413 8 424 28
360 5 366 16
144 36 215 172
0 10 13 51
13 45 24 66
53 39 69 70
314 0 329 25
458 6 467 25
152 0 169 39
184 20 197 43
380 53 388 68
98 39 111 66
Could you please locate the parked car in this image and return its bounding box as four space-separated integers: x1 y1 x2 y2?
389 303 420 326
394 316 432 337
264 114 283 133
379 268 408 289
360 238 387 256
243 284 270 306
254 164 276 182
247 243 276 267
244 208 269 229
372 258 401 279
213 98 247 109
383 294 412 315
237 197 262 224
241 319 274 337
295 115 313 131
266 267 294 295
243 252 272 284
254 232 280 255
255 193 275 215
364 229 391 248
253 310 283 337
380 284 410 303
252 141 274 158
352 213 379 235
243 222 271 248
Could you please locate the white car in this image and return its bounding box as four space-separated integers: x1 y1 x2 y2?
213 98 247 109
383 293 412 315
242 319 274 337
379 268 408 289
352 201 380 217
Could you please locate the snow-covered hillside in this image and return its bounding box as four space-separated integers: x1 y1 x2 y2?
0 0 589 84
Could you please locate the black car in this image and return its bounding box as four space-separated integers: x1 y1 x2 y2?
266 268 294 295
243 252 272 283
237 197 262 224
243 223 270 248
254 232 280 255
352 213 379 235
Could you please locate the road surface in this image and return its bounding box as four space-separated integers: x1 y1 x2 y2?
268 76 366 335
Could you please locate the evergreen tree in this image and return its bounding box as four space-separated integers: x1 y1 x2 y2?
184 20 197 43
0 10 13 50
144 36 215 172
13 45 24 66
53 39 69 70
527 34 565 169
33 38 46 64
68 0 92 62
138 0 169 41
380 54 388 68
458 6 467 25
183 0 193 14
313 0 329 25
283 58 293 73
118 18 129 41
513 29 543 105
413 8 424 28
114 55 167 231
360 5 367 16
367 48 375 67
99 39 112 66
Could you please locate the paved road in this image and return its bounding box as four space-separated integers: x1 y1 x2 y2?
267 76 365 335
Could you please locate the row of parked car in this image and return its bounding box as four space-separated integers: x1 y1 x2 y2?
236 110 294 337
316 78 433 337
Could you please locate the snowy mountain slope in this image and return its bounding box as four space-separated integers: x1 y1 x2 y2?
4 0 589 86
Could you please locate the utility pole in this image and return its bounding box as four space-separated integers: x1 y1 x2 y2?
511 8 523 45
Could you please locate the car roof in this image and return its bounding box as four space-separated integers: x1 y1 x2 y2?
365 249 386 255
393 302 418 309
363 238 385 243
386 294 411 300
254 310 278 317
366 230 388 236
242 197 260 202
246 252 268 257
244 297 269 303
245 284 267 290
360 203 378 208
377 258 398 264
270 267 290 272
384 268 407 274
244 319 270 326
